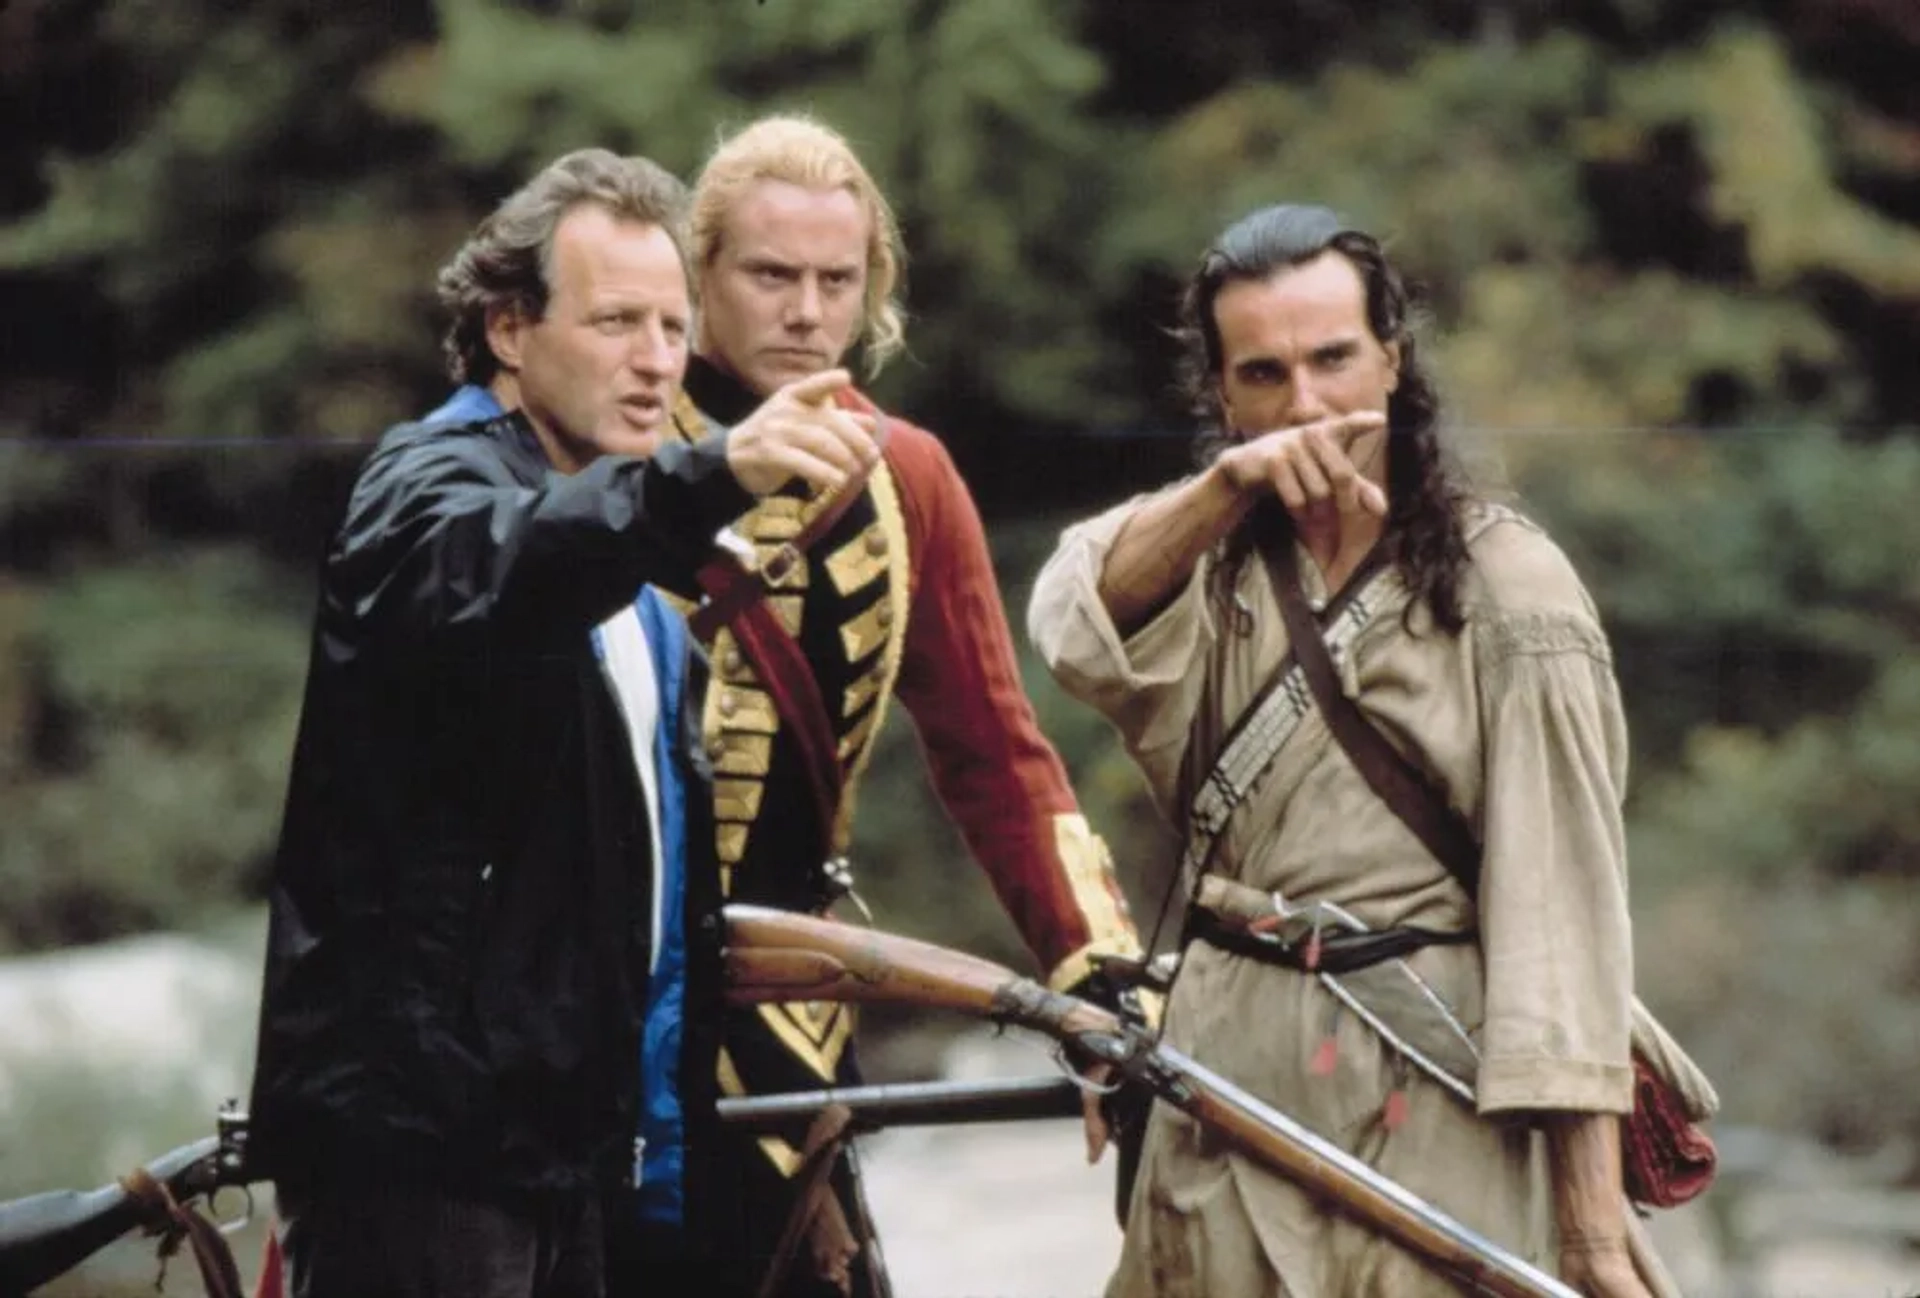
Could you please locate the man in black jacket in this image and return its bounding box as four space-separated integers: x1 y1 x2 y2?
244 148 877 1298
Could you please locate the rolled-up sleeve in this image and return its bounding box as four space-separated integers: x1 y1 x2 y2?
1473 607 1636 1115
1026 494 1215 798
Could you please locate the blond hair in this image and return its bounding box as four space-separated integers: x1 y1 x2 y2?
691 115 906 378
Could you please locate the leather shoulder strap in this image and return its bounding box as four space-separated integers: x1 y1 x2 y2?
684 406 898 856
721 599 846 854
687 411 891 644
1264 537 1483 901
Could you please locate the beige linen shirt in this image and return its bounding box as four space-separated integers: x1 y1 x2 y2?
1028 493 1636 1297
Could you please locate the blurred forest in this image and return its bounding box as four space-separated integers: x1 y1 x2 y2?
3 0 1920 1226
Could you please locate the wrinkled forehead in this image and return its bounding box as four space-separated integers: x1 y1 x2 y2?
717 179 872 267
545 208 690 302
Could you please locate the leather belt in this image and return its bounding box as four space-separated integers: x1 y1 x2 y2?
1184 908 1473 977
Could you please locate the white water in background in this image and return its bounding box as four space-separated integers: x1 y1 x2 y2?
0 923 261 1183
0 932 257 1094
861 1032 1121 1298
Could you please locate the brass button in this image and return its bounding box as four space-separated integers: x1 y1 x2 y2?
707 737 728 761
723 649 744 675
865 531 888 557
719 690 738 717
875 603 893 628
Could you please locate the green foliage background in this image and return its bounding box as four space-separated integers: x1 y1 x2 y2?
3 0 1919 1195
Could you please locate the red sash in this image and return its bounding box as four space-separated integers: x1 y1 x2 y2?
688 410 893 852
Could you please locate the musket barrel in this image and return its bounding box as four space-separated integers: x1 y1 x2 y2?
717 1076 1083 1135
1159 1046 1579 1298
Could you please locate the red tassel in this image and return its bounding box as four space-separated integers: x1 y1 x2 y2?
1382 1088 1410 1130
1310 1036 1338 1076
255 1222 285 1298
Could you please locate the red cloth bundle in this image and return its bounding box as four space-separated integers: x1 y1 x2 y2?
1623 1052 1717 1208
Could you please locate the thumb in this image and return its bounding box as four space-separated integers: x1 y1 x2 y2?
1083 1091 1110 1165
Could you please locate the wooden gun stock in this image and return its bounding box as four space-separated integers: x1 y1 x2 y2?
723 904 1116 1037
721 904 1580 1298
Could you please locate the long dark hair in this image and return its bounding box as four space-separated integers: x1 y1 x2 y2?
1176 204 1474 633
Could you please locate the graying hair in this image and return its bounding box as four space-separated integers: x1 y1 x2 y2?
436 148 690 385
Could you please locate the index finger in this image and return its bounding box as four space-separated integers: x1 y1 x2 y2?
1331 410 1387 447
781 368 854 406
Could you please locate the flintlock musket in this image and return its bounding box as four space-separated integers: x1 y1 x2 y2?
721 903 1582 1298
0 909 1609 1298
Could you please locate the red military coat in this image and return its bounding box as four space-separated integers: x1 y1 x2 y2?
668 365 1140 1155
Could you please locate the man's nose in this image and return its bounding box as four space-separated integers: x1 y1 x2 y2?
1287 376 1329 425
629 320 676 377
786 276 824 329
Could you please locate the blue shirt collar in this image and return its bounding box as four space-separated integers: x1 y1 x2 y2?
421 384 505 426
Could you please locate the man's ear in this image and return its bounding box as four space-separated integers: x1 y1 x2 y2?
485 302 527 373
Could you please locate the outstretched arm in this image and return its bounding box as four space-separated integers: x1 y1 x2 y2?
1096 410 1386 634
1096 460 1252 635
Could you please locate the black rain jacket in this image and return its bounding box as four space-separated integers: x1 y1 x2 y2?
244 408 747 1195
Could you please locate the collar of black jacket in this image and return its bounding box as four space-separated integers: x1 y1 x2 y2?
469 408 556 473
683 354 765 426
